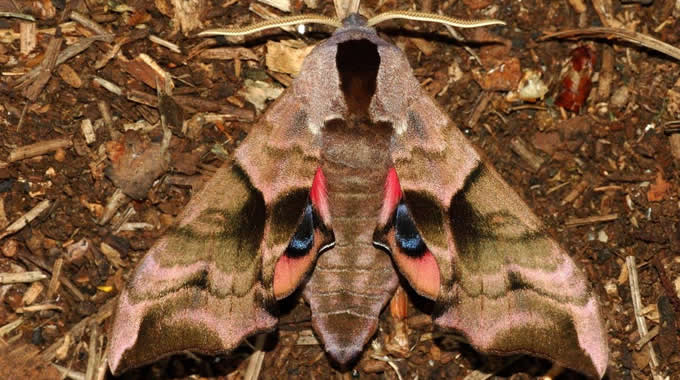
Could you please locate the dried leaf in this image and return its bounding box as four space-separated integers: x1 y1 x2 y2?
647 172 670 202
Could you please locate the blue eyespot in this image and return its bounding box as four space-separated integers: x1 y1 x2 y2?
394 203 426 257
286 204 314 257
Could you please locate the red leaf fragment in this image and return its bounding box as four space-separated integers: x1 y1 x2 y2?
555 46 596 112
647 171 671 202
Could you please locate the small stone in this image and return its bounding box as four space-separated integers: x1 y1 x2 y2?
610 85 630 108
604 280 619 297
597 230 609 243
31 327 45 345
1 239 18 257
54 148 66 162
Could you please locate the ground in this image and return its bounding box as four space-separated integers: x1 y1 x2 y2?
1 0 679 379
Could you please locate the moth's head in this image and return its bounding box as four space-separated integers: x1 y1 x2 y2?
341 12 368 28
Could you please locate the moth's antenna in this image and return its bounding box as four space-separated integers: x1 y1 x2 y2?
198 14 341 37
367 10 505 28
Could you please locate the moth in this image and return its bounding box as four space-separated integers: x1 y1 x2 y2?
108 3 609 378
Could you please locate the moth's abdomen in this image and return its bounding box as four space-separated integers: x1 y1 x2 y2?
302 118 398 366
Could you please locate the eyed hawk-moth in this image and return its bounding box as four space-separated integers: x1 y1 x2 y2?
107 5 609 378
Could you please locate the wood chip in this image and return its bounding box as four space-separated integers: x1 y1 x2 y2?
21 282 44 305
0 198 8 230
249 3 295 33
410 37 436 56
567 0 587 13
199 47 259 61
81 119 96 144
258 0 291 12
565 213 618 227
265 40 314 75
57 63 83 88
99 242 125 268
296 329 320 345
22 33 62 101
92 76 123 96
9 138 72 162
0 271 47 284
669 134 680 161
510 136 545 172
0 199 51 239
46 258 63 300
561 179 589 206
19 21 36 55
0 318 24 337
54 333 71 360
120 53 174 91
169 0 205 34
597 46 615 101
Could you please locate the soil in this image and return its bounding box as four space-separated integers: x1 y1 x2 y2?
1 0 679 379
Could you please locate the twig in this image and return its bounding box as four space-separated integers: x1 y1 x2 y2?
438 10 482 65
92 76 123 96
636 325 660 351
652 256 680 329
539 27 680 62
46 258 63 300
467 91 492 129
0 11 36 21
565 213 618 227
16 251 85 301
52 363 85 380
94 342 108 380
39 298 115 363
626 256 661 375
0 199 51 240
370 355 403 380
0 271 47 284
561 179 589 206
0 318 24 337
16 304 63 313
70 11 109 36
244 334 266 380
14 35 113 89
99 188 130 225
462 357 521 380
8 139 72 162
84 324 98 380
149 35 181 53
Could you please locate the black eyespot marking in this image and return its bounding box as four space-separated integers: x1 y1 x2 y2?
508 271 530 291
286 204 315 258
394 203 427 257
